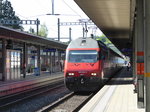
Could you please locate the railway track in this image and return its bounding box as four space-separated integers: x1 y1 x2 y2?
39 69 125 112
0 77 64 109
36 70 124 112
37 91 95 112
0 70 125 111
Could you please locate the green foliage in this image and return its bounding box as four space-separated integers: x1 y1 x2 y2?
38 24 48 37
0 0 23 30
1 0 14 19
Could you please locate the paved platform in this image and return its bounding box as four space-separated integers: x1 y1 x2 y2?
0 72 64 96
0 71 63 85
79 68 145 112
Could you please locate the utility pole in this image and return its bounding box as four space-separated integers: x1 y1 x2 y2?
36 18 40 35
52 0 54 15
69 27 72 41
58 18 60 41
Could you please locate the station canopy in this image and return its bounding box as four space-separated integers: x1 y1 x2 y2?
74 0 136 53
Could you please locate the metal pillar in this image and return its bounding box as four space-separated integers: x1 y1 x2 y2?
2 39 6 81
69 27 72 41
133 14 137 93
46 51 48 71
37 46 41 75
53 51 56 72
136 0 144 108
36 18 40 35
145 0 150 111
23 43 27 78
58 18 60 41
50 52 52 74
58 51 62 72
83 27 85 38
52 0 54 15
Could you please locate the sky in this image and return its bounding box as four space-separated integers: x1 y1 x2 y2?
10 0 102 41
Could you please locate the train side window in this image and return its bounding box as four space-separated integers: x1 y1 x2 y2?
101 55 105 60
97 51 100 60
99 51 101 60
99 51 105 60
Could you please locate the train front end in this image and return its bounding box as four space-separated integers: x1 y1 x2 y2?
64 38 103 92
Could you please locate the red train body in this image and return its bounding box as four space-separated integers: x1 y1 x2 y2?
64 37 124 92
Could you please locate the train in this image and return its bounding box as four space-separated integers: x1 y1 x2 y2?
64 37 125 92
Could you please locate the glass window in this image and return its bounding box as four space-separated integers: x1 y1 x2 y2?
68 50 98 63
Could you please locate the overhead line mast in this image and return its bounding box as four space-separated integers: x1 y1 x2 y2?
59 19 95 38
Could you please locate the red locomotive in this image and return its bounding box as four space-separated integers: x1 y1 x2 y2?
64 37 124 92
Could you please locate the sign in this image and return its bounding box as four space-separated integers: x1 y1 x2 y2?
137 63 144 75
43 48 56 52
0 19 40 25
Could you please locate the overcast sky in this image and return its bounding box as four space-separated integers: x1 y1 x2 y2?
10 0 102 41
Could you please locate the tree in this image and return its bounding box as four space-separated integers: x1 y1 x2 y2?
0 0 23 30
38 23 48 37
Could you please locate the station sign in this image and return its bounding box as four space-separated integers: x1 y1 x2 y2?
0 19 40 25
43 48 56 52
59 51 65 53
31 50 37 53
121 48 132 52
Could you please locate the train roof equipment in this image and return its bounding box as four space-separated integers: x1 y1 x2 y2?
67 37 125 59
67 37 100 49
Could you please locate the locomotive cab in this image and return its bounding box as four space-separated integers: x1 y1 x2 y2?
64 37 104 92
64 37 124 92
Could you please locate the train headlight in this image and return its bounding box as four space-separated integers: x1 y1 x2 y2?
68 73 75 76
91 73 97 76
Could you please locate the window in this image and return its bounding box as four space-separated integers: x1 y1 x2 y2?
68 50 98 63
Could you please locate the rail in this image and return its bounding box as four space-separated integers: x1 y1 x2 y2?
0 77 64 109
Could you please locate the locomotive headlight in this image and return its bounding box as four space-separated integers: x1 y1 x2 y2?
68 73 74 75
91 73 97 76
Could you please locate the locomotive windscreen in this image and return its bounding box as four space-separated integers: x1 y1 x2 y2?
68 50 98 63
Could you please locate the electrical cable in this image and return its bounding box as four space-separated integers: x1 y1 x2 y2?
61 0 83 18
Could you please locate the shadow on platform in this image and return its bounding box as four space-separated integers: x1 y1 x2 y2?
107 67 133 85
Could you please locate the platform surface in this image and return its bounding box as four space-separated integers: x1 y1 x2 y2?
79 68 145 112
0 72 64 93
103 83 144 112
0 72 63 85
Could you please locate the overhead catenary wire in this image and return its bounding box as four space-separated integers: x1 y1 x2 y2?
61 0 83 19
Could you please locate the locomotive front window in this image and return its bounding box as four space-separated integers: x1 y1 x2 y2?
68 50 98 63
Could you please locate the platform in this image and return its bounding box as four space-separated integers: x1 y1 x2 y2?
0 72 63 85
0 72 64 96
79 68 145 112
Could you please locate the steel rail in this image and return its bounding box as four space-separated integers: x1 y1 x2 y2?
0 77 64 109
0 76 63 97
37 92 95 112
37 92 75 112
